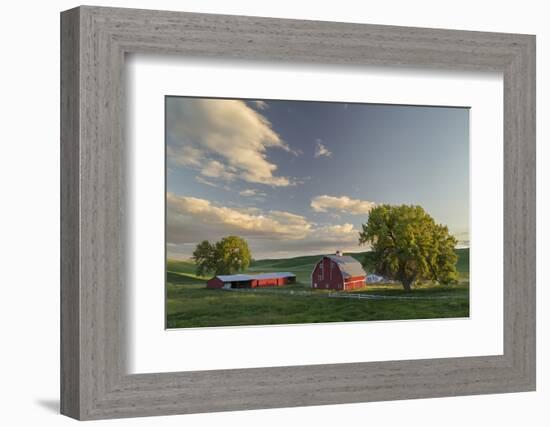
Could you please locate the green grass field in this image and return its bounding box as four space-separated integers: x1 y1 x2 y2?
166 248 470 329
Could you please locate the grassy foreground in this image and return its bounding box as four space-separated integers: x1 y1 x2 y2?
166 249 469 329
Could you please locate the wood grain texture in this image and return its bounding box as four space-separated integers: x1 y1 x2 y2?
60 7 80 419
60 5 536 420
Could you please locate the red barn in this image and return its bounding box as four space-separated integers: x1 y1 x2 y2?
207 272 296 289
311 252 366 291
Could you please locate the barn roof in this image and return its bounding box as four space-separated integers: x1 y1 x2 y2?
215 274 252 282
214 272 296 282
326 255 366 278
251 272 296 280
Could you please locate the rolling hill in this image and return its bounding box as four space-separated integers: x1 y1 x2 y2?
167 248 469 285
166 248 470 328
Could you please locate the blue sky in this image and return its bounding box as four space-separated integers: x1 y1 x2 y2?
166 96 469 259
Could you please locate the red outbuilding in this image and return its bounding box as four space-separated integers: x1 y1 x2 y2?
311 251 366 291
206 272 296 289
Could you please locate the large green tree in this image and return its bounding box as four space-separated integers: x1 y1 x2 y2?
358 204 458 291
192 236 252 276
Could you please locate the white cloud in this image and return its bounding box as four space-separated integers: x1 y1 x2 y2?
167 194 362 255
314 223 358 243
311 195 377 215
252 100 268 110
167 98 295 187
167 145 203 167
245 222 361 259
200 160 237 181
239 189 256 196
314 139 332 158
167 193 312 243
239 189 266 197
452 230 470 248
195 175 220 188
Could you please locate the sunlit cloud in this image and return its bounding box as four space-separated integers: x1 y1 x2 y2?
195 175 219 188
167 194 362 258
239 189 267 197
200 160 237 181
452 230 470 248
315 223 357 241
167 193 312 242
314 139 332 158
167 98 296 187
167 145 203 167
311 195 377 215
252 100 268 110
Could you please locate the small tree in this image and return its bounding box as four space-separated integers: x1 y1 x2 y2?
358 204 458 291
192 236 252 276
192 240 216 276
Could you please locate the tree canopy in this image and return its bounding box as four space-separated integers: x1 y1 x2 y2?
192 236 252 276
358 204 458 291
192 240 216 277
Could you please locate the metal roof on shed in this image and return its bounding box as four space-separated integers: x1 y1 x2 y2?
215 274 252 282
215 272 295 282
250 272 295 280
326 255 366 278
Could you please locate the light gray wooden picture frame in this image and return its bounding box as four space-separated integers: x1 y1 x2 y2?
60 5 536 421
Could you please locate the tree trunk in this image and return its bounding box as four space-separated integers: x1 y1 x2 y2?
398 262 416 292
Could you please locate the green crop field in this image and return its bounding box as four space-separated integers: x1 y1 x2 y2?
166 249 470 329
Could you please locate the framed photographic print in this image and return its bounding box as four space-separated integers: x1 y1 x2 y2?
61 5 536 420
164 96 471 330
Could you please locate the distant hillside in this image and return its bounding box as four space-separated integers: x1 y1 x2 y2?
166 259 196 275
251 248 469 272
167 248 469 285
455 247 469 274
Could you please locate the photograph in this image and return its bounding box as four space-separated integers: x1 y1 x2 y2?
165 96 470 329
